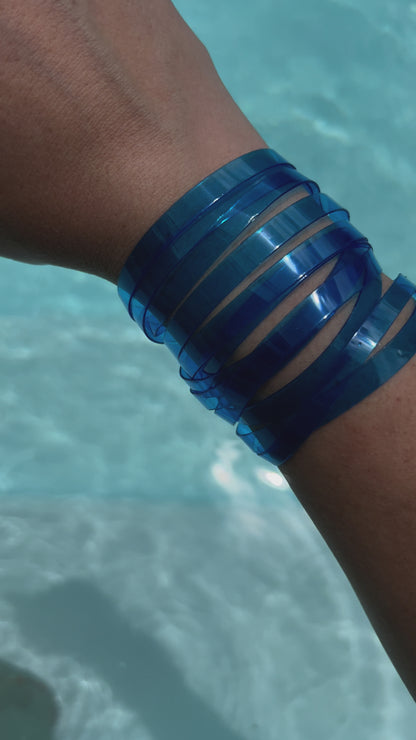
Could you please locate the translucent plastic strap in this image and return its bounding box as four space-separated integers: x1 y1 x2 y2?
139 166 318 341
237 274 416 464
117 147 416 467
162 194 349 360
178 221 366 381
118 148 289 315
184 245 379 424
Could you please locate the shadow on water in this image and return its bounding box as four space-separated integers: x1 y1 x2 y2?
8 579 250 740
0 658 59 739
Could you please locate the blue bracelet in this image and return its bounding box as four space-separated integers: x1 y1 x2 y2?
138 164 318 342
177 221 367 379
235 273 416 463
182 244 379 424
118 148 416 466
238 288 416 465
119 149 289 318
161 193 349 362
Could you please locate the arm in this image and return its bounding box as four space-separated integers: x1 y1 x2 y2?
283 353 416 699
1 0 415 700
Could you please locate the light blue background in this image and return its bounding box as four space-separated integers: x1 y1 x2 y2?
0 1 415 738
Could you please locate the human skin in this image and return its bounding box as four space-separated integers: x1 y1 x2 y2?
0 0 265 277
1 0 416 702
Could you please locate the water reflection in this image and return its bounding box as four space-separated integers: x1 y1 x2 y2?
10 579 247 740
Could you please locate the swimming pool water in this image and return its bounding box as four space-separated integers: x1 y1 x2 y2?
0 1 415 737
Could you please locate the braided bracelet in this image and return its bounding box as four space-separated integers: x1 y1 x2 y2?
118 149 416 466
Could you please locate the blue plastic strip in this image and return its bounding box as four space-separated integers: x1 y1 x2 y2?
117 146 416 467
320 300 416 422
237 251 382 434
158 193 349 356
236 268 414 463
185 246 381 425
118 148 290 315
179 223 367 388
177 221 367 378
131 164 305 335
251 296 416 466
185 245 373 422
137 167 321 341
317 273 416 393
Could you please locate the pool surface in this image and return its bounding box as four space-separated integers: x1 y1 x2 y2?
0 0 415 737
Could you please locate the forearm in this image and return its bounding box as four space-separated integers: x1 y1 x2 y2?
282 358 416 698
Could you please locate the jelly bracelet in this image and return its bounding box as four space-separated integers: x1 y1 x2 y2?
181 245 374 423
187 247 381 427
160 194 349 360
119 148 289 317
176 221 367 381
235 252 383 433
117 147 416 466
236 253 382 425
133 165 302 332
238 299 416 466
140 174 338 343
138 165 319 342
313 274 416 422
236 273 416 464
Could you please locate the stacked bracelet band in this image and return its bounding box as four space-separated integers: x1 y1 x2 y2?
118 148 416 466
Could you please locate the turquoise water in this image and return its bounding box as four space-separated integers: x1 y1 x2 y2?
0 0 415 737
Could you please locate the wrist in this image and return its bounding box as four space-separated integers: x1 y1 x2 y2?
98 77 267 285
